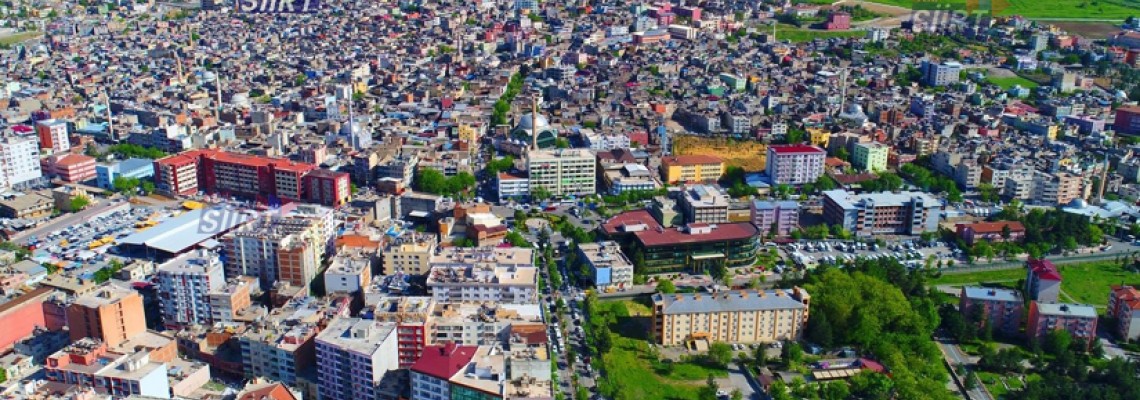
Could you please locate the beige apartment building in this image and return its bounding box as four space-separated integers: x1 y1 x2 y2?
382 231 438 275
651 289 810 346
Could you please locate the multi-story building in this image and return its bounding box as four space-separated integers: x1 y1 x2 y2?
36 119 70 154
153 149 350 206
578 241 635 290
959 287 1024 336
678 184 730 224
411 344 541 400
42 153 97 183
601 210 758 274
955 221 1026 246
371 297 434 368
0 136 43 189
1026 259 1062 302
45 339 172 398
1026 302 1098 350
223 204 334 288
238 297 321 385
95 158 155 190
324 249 374 294
426 302 544 346
921 60 962 87
1108 285 1140 341
156 249 226 330
651 289 811 346
410 342 478 400
426 263 538 304
315 317 399 400
526 149 597 197
208 277 257 325
659 155 724 185
766 145 826 185
1113 105 1140 135
750 200 800 238
67 285 147 348
821 190 942 236
1031 171 1083 206
852 142 889 172
382 231 438 275
496 172 530 201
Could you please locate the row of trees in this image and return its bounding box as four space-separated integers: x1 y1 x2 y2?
491 73 524 125
899 163 963 202
412 168 476 198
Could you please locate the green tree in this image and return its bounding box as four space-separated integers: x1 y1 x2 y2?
112 176 141 194
807 310 834 347
708 342 734 368
70 196 90 211
656 279 676 294
532 186 553 201
781 340 803 365
1043 329 1073 356
505 231 530 247
697 375 719 400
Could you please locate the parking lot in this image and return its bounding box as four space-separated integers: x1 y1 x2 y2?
783 239 957 269
28 206 159 265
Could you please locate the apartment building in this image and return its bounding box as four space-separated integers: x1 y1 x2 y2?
766 145 826 185
526 148 597 197
411 344 543 400
427 302 544 346
316 317 399 400
0 136 43 189
959 287 1024 336
601 210 759 274
821 190 942 236
45 339 171 398
750 200 800 237
1026 259 1062 302
411 343 479 400
496 172 530 201
156 250 226 330
153 149 350 206
1031 171 1084 206
426 264 538 304
1108 285 1140 341
659 155 724 184
67 285 147 348
372 297 434 367
852 142 889 172
1027 302 1098 350
324 249 374 294
382 231 438 275
238 298 320 385
36 119 70 154
678 184 730 224
651 289 811 346
921 60 962 86
578 241 635 289
208 277 257 324
223 204 334 288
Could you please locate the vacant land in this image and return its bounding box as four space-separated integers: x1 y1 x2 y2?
595 300 727 400
776 24 866 43
986 75 1040 90
1052 22 1124 38
930 268 1025 286
861 0 1139 20
1058 261 1136 307
0 32 43 46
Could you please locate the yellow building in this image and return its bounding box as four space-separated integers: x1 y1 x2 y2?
652 289 810 346
659 155 725 184
808 128 830 149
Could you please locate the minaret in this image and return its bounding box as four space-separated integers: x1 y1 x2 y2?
105 94 113 140
455 32 463 65
530 94 539 150
1098 157 1110 203
215 76 223 120
174 53 185 85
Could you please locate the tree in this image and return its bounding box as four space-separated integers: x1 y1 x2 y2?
768 379 794 400
656 279 676 294
1043 329 1073 357
505 231 530 247
70 196 90 211
730 388 743 400
781 340 803 365
708 342 734 368
750 345 768 368
697 375 720 400
807 310 834 347
112 176 141 194
487 156 515 175
532 186 553 201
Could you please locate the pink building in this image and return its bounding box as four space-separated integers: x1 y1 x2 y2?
1027 302 1097 350
959 286 1024 336
1108 286 1140 341
825 12 851 30
1026 259 1062 303
766 145 826 185
42 154 97 183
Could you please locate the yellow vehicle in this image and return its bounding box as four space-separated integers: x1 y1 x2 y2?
59 239 69 247
182 201 205 210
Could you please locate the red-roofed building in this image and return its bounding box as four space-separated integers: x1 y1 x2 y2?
767 145 826 185
824 12 850 30
42 154 96 183
600 210 758 274
410 343 478 399
1109 285 1140 341
237 382 299 400
154 150 349 206
955 221 1026 245
1026 259 1062 302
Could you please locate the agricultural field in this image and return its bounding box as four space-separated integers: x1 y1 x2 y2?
862 0 1139 20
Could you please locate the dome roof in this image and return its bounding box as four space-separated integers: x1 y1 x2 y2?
515 114 550 131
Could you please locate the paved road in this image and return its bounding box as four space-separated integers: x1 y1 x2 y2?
727 365 759 400
937 340 993 400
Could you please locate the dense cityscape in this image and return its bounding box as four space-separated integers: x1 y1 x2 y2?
2 0 1140 399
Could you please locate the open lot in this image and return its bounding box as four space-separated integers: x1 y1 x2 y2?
986 75 1040 90
862 0 1139 20
0 31 43 46
930 260 1140 309
1051 21 1125 39
775 24 866 43
594 300 728 400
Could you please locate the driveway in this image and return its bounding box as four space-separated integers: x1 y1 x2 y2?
726 364 760 400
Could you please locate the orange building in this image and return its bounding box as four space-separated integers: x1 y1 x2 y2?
66 285 147 348
42 154 97 183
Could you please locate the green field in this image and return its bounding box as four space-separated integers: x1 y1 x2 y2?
595 301 727 400
930 268 1025 286
775 24 866 43
930 261 1140 308
986 76 1040 90
863 0 1139 20
0 32 42 46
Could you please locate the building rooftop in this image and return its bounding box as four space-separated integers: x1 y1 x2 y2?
315 317 395 356
426 265 537 286
429 246 534 268
72 284 136 308
963 286 1022 303
822 189 942 210
409 342 478 380
578 241 633 270
660 155 723 166
1036 302 1097 319
1029 259 1062 281
752 200 800 210
769 144 826 154
157 249 223 275
681 185 729 208
634 222 758 247
446 346 505 396
958 221 1026 234
652 289 808 315
118 207 253 254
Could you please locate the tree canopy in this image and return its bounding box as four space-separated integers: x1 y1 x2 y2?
412 168 476 198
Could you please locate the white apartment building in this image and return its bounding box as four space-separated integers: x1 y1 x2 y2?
580 129 631 151
578 241 634 289
0 136 43 189
223 204 334 288
527 149 597 197
428 302 544 345
155 250 225 330
496 172 530 201
427 265 538 304
324 250 373 294
316 318 400 400
766 145 826 185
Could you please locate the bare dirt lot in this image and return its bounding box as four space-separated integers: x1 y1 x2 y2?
1051 22 1122 40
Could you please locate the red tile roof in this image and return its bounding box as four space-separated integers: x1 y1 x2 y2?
410 343 478 379
635 222 758 247
600 210 661 236
960 221 1026 234
1028 259 1061 281
54 154 95 167
769 144 826 154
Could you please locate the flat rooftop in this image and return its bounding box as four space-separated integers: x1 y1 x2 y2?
1036 302 1097 319
316 317 395 356
72 284 136 308
652 289 808 315
963 286 1021 303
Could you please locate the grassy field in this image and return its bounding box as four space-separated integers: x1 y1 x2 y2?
595 300 727 400
930 268 1025 286
986 76 1040 90
1057 261 1135 306
775 24 866 43
862 0 1139 20
0 32 43 46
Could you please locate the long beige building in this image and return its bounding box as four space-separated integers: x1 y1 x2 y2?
382 231 438 275
651 288 810 346
526 148 596 197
